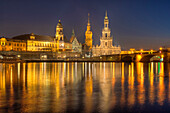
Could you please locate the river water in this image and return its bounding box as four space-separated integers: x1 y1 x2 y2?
0 62 170 112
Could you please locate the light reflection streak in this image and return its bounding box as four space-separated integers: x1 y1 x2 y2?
121 62 125 106
18 63 20 79
84 66 93 112
137 62 145 105
111 62 116 110
128 63 135 107
149 62 154 104
157 62 165 105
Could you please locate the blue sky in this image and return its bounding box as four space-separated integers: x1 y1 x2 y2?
1 0 170 50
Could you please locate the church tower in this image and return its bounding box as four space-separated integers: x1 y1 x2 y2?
92 11 121 56
55 20 64 41
55 20 64 50
85 13 93 49
100 11 112 48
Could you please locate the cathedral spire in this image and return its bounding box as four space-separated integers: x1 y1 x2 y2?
72 29 75 37
105 10 108 19
85 13 93 50
87 13 90 26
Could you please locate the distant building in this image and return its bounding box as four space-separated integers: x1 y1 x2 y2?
92 11 121 56
70 29 82 53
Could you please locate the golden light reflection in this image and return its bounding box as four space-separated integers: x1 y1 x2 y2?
157 62 165 105
121 62 125 106
0 64 5 92
127 63 135 107
137 62 145 105
84 62 93 113
98 63 113 113
56 63 60 99
149 62 154 104
111 62 117 110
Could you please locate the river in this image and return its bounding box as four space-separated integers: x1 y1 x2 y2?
0 62 170 112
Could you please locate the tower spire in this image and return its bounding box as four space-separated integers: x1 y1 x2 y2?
72 29 75 37
88 13 90 25
105 10 108 19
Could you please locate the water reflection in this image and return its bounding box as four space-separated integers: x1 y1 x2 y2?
0 62 170 112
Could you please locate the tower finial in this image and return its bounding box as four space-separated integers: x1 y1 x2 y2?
72 29 75 37
105 10 108 19
88 13 90 25
59 20 61 22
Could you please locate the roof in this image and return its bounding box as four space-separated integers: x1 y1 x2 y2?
64 36 70 43
70 36 76 43
0 37 26 42
12 33 54 41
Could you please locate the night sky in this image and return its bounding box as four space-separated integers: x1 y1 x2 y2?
1 0 170 50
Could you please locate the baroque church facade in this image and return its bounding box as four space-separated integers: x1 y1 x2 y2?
92 11 121 56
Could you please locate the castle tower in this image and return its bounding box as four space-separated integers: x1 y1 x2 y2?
100 11 112 48
55 20 64 41
85 13 93 50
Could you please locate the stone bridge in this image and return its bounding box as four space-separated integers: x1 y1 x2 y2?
97 51 170 62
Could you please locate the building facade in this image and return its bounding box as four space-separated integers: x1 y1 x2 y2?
0 37 26 51
85 13 93 50
92 11 121 57
12 33 57 52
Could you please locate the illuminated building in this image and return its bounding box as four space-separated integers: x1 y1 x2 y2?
55 20 72 52
3 20 72 52
0 37 26 51
12 33 57 52
92 11 121 57
55 20 64 50
85 13 93 50
70 29 82 53
0 19 82 59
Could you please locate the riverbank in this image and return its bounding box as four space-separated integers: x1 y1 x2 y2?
0 59 168 63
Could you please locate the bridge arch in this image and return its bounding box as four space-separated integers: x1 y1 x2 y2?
121 55 133 62
140 55 161 62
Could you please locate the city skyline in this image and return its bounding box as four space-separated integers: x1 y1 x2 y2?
1 0 170 50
